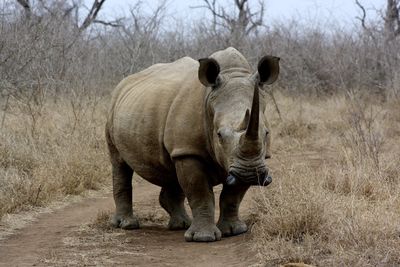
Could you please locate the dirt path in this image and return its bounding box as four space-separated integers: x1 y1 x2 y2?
0 176 260 267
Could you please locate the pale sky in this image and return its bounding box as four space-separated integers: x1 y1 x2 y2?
89 0 385 28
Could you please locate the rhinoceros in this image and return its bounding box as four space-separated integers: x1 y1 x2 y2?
105 47 280 242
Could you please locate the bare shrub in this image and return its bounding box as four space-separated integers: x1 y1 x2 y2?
2 0 399 99
321 94 393 201
340 95 384 170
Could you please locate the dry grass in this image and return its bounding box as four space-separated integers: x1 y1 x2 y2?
1 89 399 266
0 97 110 218
253 93 400 266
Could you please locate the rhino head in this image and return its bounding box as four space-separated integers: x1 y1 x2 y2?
198 55 280 187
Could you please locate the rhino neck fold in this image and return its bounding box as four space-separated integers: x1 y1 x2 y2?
203 88 219 164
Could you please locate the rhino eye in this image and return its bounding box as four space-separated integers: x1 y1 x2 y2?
217 130 223 140
266 130 270 136
216 128 229 142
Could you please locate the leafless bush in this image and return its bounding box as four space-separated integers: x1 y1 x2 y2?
340 95 385 171
1 0 399 101
100 1 169 76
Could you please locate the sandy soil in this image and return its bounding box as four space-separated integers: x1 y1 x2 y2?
0 176 261 267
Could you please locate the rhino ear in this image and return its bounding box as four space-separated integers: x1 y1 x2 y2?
198 58 220 87
257 56 280 86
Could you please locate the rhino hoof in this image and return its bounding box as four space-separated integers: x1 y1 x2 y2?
111 214 140 230
217 220 248 237
184 225 222 242
168 215 191 230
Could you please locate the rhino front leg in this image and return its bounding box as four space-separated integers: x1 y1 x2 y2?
175 158 221 242
159 186 191 230
217 185 249 237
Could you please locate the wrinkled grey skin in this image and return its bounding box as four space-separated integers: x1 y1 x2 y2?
105 47 280 242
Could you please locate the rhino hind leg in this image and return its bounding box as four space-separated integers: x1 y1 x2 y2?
109 159 139 230
107 132 139 230
217 185 249 237
159 186 191 230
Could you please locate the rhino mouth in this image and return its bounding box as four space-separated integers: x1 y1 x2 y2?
226 165 272 186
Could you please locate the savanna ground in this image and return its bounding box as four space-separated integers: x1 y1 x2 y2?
1 0 400 266
1 92 399 266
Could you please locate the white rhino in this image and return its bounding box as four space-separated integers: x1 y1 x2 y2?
105 47 280 242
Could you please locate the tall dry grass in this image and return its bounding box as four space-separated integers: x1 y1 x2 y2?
253 93 400 266
0 96 110 218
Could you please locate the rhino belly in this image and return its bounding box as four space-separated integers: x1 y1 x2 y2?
111 84 178 187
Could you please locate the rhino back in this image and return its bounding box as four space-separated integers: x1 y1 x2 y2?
108 57 207 185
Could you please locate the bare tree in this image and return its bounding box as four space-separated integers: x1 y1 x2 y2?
384 0 400 40
115 1 167 74
79 0 107 31
15 0 120 31
355 0 400 41
15 0 31 19
77 0 123 29
192 0 265 41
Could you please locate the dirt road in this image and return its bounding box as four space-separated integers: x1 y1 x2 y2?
0 176 260 266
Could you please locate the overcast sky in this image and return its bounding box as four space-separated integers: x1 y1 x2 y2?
89 0 385 28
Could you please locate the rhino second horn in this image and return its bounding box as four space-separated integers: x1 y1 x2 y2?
238 109 250 131
245 83 259 140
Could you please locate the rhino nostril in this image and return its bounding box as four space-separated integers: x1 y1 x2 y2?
257 167 268 176
258 171 266 180
262 175 272 186
226 174 237 186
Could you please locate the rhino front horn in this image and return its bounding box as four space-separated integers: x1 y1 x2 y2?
245 83 259 140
